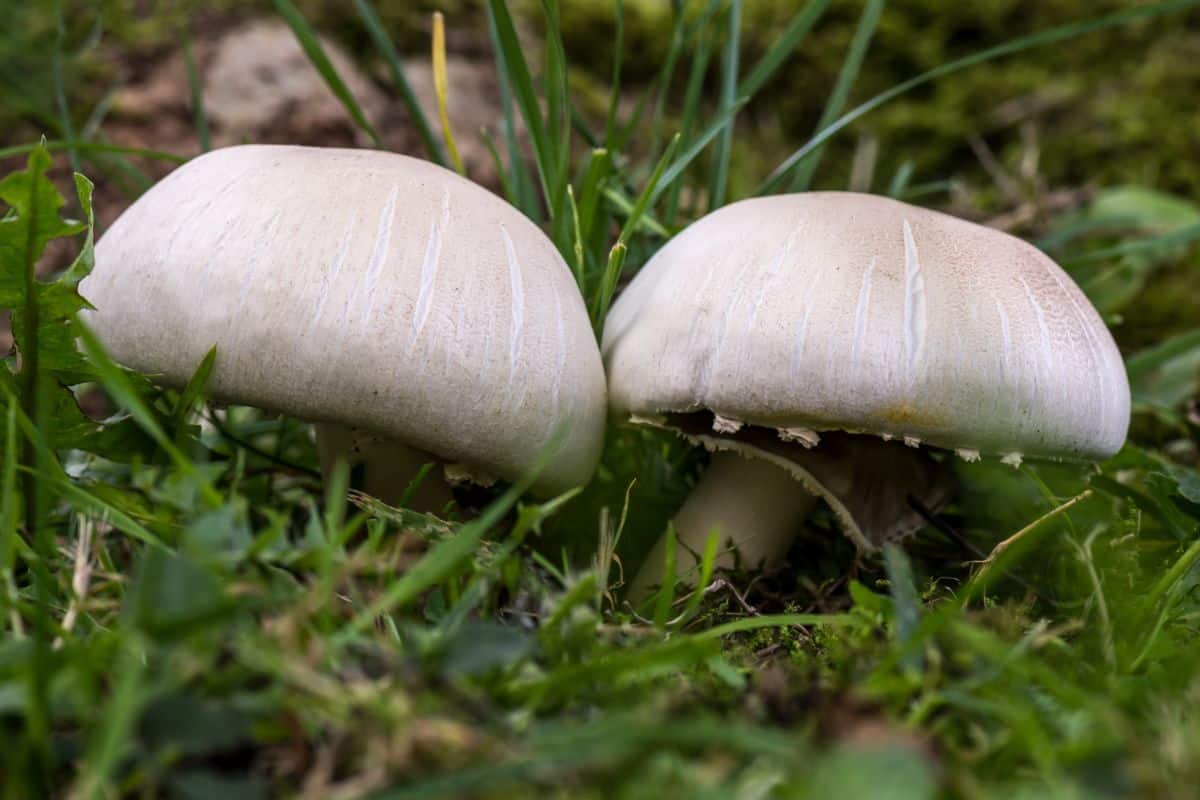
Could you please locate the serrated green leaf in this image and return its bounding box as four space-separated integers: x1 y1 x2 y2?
0 146 81 307
61 172 95 287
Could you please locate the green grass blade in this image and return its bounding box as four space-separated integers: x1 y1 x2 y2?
88 137 156 193
77 322 222 508
590 133 679 328
1063 220 1200 266
566 185 585 287
337 476 530 643
604 0 625 146
541 0 573 246
887 160 915 197
788 0 884 192
375 714 803 799
0 399 16 573
1144 536 1200 611
1125 328 1200 409
485 0 552 212
0 140 188 164
651 525 677 627
591 243 627 333
180 26 210 153
651 97 749 208
576 148 611 244
664 8 718 224
884 544 923 672
52 3 79 175
354 0 446 164
517 632 718 705
646 5 687 156
6 419 168 548
671 533 718 629
274 0 383 148
76 325 181 465
737 0 831 98
759 0 1200 195
570 104 602 148
614 71 659 156
960 490 1096 607
603 187 670 239
1126 328 1200 378
896 179 954 201
79 83 118 142
707 0 741 211
484 0 541 217
170 345 217 442
480 127 516 203
74 631 148 799
692 612 856 640
619 133 681 249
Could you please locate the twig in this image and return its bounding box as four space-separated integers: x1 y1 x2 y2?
4 571 24 638
706 577 760 617
909 494 1047 600
962 489 1094 605
54 518 100 649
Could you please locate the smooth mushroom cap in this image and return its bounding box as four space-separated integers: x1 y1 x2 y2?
82 145 607 495
603 192 1130 463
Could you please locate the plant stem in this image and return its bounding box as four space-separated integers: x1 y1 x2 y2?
20 151 53 794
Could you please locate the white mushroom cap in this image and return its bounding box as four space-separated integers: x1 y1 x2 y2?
603 192 1130 462
81 145 607 494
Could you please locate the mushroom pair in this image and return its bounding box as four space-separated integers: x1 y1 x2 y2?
82 145 607 502
85 146 1130 600
602 192 1130 596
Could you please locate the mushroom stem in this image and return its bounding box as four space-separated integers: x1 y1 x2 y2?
627 451 818 599
314 423 454 513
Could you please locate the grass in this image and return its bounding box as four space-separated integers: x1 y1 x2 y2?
2 0 1200 797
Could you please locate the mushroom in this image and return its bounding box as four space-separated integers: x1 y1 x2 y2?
81 145 607 502
602 192 1130 597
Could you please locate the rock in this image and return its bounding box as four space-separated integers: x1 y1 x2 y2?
103 17 511 213
202 20 387 149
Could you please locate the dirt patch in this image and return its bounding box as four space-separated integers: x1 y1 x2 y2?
99 17 510 229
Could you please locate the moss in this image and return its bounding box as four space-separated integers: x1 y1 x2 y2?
550 0 1200 202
